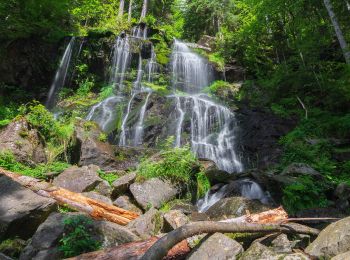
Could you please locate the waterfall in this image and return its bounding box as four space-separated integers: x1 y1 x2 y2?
46 37 75 109
110 35 131 91
146 46 157 82
119 93 136 146
86 96 122 132
132 25 147 39
140 0 148 20
197 184 229 213
134 91 152 146
171 40 242 173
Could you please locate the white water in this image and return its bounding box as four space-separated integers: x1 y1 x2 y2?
132 25 147 39
119 92 136 146
197 184 229 213
86 96 122 132
140 0 148 20
171 40 242 173
134 91 152 146
110 36 131 91
46 37 75 109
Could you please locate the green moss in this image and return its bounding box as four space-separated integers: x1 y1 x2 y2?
97 170 118 185
0 238 27 258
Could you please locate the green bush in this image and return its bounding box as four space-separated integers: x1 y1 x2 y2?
59 215 101 258
282 176 329 214
98 170 118 185
196 172 210 198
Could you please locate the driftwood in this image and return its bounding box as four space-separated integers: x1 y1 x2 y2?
141 221 320 260
0 168 139 225
68 237 190 260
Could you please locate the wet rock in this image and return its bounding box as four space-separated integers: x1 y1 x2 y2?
197 35 216 50
187 233 243 260
0 118 46 164
53 165 102 193
0 175 56 240
82 191 112 205
305 216 350 259
281 163 323 179
271 234 293 253
163 210 189 231
202 159 236 184
334 183 350 210
169 201 196 215
130 178 178 210
113 195 143 215
0 253 13 260
0 238 27 259
206 197 270 220
240 242 277 260
112 172 136 198
127 208 163 239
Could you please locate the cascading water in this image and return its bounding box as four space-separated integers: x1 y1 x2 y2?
46 37 76 109
133 91 151 146
171 40 243 173
119 92 136 146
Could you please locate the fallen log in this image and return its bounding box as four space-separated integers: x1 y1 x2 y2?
140 221 320 260
68 237 190 260
0 168 139 225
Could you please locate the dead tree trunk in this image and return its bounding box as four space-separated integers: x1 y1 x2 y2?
0 168 139 225
141 221 320 260
323 0 350 64
118 0 125 18
128 0 133 22
140 0 148 20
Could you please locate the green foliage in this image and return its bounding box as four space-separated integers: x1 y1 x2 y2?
0 238 27 258
137 137 198 183
196 172 210 198
144 82 170 95
282 176 329 214
98 133 107 142
0 151 70 179
97 170 118 185
59 215 101 258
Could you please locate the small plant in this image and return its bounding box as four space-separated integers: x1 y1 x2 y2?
98 170 118 185
196 172 211 198
59 215 101 258
98 133 107 142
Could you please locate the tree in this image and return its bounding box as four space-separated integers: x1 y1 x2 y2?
128 0 133 21
118 0 125 18
323 0 350 64
140 0 148 20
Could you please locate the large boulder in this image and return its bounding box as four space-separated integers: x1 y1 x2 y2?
53 165 102 193
0 175 56 240
163 210 189 231
113 196 143 215
130 178 178 210
305 217 350 259
206 197 270 220
0 118 46 164
240 242 277 260
127 208 163 239
111 172 136 198
20 212 139 260
82 191 113 205
187 233 243 260
332 251 350 260
281 163 323 179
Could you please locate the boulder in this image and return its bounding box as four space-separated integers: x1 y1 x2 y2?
94 180 113 198
334 183 350 210
332 251 350 260
187 233 243 260
240 242 277 260
113 196 143 215
20 212 139 260
112 172 136 198
281 163 323 179
305 217 350 259
0 118 46 164
82 191 112 205
53 165 102 193
163 210 189 231
130 178 178 210
271 234 293 254
206 197 270 220
0 175 56 240
127 208 163 239
201 159 236 184
0 253 13 260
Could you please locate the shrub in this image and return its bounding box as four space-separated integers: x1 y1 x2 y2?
98 170 118 185
196 172 211 198
59 215 101 258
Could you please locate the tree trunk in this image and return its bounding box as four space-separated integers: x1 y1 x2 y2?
118 0 125 18
140 0 148 20
323 0 350 64
68 237 190 260
0 168 139 225
128 0 133 22
141 221 320 260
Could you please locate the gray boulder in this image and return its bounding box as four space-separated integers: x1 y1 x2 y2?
113 196 143 215
53 165 102 193
127 208 163 239
0 118 46 164
271 234 293 254
187 233 243 260
305 216 350 259
0 175 56 240
82 191 112 205
112 172 136 198
334 183 350 210
0 253 13 260
332 251 350 260
240 242 277 260
94 180 113 197
163 210 189 231
130 178 178 210
281 163 322 179
206 197 270 220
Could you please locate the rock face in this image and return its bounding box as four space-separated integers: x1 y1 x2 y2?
305 217 350 259
127 208 163 239
53 165 102 193
206 197 270 220
334 183 350 210
281 163 323 179
187 233 243 260
240 242 277 260
0 175 56 240
20 212 139 260
112 172 136 198
0 118 46 164
332 251 350 260
130 178 178 210
113 196 143 215
163 210 189 231
82 191 112 205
